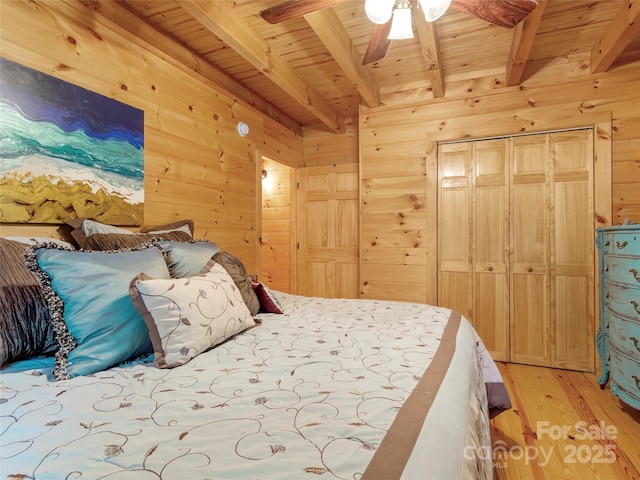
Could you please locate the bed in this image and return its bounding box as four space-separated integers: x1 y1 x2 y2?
0 222 510 480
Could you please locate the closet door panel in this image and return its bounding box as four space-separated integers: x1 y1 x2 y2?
554 275 591 370
475 273 509 361
551 130 594 371
512 184 547 266
473 140 509 361
511 136 550 366
438 144 472 319
512 273 550 366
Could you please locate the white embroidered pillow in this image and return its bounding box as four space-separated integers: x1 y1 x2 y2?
129 259 255 368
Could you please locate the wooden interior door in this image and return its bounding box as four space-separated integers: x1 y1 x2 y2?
296 164 359 298
473 139 510 362
510 135 551 366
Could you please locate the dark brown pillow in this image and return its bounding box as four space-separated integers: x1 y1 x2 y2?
212 251 260 316
65 218 194 250
140 219 194 237
82 231 192 251
0 238 58 364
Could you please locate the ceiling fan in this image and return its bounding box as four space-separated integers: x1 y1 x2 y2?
259 0 538 64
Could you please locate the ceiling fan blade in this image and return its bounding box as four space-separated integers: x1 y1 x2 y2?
260 0 346 24
362 21 393 65
450 0 538 28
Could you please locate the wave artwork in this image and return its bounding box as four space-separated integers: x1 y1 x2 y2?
0 57 144 225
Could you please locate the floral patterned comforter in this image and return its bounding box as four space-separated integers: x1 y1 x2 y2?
1 293 508 479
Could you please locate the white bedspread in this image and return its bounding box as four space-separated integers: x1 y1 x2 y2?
1 293 504 479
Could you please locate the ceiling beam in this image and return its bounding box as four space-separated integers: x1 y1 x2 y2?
260 0 346 24
176 0 344 133
304 7 380 107
591 0 640 74
415 18 445 98
506 0 547 86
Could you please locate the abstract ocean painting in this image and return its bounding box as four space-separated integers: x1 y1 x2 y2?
0 57 144 225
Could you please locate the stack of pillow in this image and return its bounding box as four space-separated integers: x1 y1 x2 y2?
1 218 283 381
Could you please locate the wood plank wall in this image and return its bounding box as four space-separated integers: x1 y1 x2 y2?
0 0 303 274
360 61 640 305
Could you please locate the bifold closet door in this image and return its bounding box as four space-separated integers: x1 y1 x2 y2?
510 130 594 371
439 130 594 371
438 140 509 361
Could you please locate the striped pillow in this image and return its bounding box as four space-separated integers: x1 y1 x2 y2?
0 238 59 365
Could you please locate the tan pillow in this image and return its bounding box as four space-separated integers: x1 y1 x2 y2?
130 259 256 368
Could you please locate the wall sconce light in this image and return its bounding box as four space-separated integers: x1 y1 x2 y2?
237 121 249 137
262 168 268 179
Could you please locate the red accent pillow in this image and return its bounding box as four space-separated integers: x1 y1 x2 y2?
252 283 283 314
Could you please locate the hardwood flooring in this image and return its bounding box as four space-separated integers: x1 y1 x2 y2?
490 362 640 480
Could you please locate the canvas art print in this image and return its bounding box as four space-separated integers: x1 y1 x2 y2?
0 57 144 225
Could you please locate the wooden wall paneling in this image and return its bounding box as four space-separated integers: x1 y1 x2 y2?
303 119 358 167
362 101 615 319
0 0 303 273
363 64 638 132
263 118 304 168
56 0 296 131
359 117 433 303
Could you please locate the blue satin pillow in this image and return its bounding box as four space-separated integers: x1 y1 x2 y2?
159 240 221 278
25 242 170 380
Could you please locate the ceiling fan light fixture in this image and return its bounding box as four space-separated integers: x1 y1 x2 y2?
364 0 395 25
418 0 452 22
388 1 413 40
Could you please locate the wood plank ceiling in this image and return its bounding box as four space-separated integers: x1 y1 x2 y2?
106 0 640 134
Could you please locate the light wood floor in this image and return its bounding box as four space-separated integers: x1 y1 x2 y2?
490 362 640 480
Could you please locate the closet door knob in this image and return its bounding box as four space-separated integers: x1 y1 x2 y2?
488 266 494 272
527 266 533 272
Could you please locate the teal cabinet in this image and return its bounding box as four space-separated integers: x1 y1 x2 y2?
596 225 640 410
